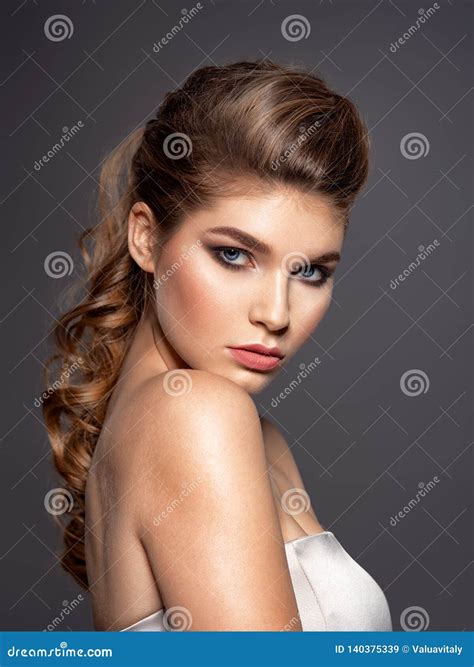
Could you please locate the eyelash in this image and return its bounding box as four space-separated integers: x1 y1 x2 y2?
209 246 333 287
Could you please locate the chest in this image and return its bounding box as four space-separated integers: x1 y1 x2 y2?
266 457 325 543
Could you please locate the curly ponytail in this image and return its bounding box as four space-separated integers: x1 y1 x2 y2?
42 59 370 590
42 128 149 589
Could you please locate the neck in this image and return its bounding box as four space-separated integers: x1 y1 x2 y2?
119 303 190 385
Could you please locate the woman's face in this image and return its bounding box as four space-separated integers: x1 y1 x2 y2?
143 188 344 395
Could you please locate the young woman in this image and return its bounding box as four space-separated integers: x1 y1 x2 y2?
43 60 392 632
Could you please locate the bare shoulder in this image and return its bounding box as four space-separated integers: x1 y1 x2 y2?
145 367 257 414
128 368 261 448
126 368 266 514
118 371 302 630
111 368 263 492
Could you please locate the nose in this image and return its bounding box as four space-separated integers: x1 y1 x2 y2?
249 269 290 332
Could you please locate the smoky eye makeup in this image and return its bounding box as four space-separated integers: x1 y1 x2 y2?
207 245 253 270
206 243 335 287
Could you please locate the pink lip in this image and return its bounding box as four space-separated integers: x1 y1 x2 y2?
228 347 283 371
237 343 283 358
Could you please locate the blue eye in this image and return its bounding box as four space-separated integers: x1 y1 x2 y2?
211 246 250 269
222 248 245 263
293 264 325 283
209 245 332 287
298 265 315 278
287 258 331 286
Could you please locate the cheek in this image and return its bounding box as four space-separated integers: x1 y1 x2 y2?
155 256 233 343
293 290 332 342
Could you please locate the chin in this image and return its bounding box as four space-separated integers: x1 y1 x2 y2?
229 368 275 395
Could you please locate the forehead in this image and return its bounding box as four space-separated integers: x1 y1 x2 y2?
187 188 345 249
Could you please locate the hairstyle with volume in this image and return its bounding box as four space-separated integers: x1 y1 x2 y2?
42 59 370 590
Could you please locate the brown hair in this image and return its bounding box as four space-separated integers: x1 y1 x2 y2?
42 59 370 590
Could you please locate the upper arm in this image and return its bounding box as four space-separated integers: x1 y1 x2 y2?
129 370 302 631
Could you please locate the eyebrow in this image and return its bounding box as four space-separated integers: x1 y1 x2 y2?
205 226 341 264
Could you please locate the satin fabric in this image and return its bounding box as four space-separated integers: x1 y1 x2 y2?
120 531 392 632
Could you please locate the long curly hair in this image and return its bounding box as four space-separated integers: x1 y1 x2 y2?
42 59 371 590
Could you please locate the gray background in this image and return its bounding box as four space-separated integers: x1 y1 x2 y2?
0 0 472 632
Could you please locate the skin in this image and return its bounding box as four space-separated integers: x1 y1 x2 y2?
84 186 346 631
128 187 344 395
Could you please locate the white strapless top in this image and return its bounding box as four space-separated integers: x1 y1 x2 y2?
120 531 392 631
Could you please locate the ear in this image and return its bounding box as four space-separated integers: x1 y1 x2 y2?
128 201 157 273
